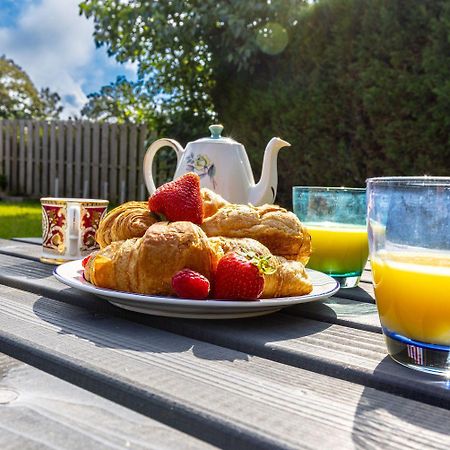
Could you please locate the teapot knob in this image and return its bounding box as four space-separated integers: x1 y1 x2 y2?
209 124 224 139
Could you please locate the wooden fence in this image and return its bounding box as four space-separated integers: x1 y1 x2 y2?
0 120 167 203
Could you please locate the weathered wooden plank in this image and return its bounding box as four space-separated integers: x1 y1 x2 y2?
337 281 375 303
119 124 128 203
100 123 109 199
10 120 17 192
57 121 65 196
0 247 448 413
49 122 57 196
3 121 11 191
0 284 448 450
65 121 74 197
128 123 138 200
82 122 91 197
137 123 148 200
91 122 100 198
288 295 380 333
0 353 213 450
74 121 82 197
18 120 25 193
0 239 42 261
0 241 381 335
33 120 40 195
41 121 49 195
25 120 33 195
109 123 118 203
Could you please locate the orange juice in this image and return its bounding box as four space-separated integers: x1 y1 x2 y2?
305 222 369 275
371 251 450 345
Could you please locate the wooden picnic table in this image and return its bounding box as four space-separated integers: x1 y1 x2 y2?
0 237 449 449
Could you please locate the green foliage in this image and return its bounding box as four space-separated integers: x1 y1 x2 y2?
79 0 307 137
39 87 64 120
0 56 63 120
81 76 157 125
80 0 450 208
217 0 450 207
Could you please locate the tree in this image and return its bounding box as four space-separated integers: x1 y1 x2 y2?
81 76 157 125
39 87 64 120
0 56 63 119
79 0 307 135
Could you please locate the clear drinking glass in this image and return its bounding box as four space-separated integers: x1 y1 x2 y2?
292 187 368 288
367 177 450 376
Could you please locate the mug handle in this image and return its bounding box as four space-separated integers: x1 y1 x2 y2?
67 204 80 257
143 138 185 195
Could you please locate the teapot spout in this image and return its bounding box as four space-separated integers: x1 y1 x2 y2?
248 137 291 206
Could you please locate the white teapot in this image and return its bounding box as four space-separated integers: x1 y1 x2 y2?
143 124 290 205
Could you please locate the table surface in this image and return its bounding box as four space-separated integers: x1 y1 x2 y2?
0 238 449 449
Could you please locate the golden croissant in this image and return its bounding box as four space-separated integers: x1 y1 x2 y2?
201 203 311 264
95 201 158 249
85 221 312 298
96 189 228 249
208 237 312 298
86 221 214 295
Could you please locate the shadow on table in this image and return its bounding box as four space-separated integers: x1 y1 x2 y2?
0 259 54 280
32 294 334 364
338 286 375 304
352 357 450 449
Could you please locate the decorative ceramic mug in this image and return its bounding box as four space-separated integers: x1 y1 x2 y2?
40 198 108 264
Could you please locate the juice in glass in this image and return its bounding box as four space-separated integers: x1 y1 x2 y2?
367 176 450 375
293 187 367 288
306 222 368 277
371 250 450 346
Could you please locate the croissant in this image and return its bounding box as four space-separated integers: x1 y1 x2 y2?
201 188 230 218
86 221 214 296
208 237 313 298
86 222 312 298
201 204 312 264
95 201 158 249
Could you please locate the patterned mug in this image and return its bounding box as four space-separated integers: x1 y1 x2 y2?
40 197 108 264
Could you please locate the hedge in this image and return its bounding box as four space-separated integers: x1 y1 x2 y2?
214 0 450 208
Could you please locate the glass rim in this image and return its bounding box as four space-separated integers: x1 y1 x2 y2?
292 186 365 192
366 176 450 186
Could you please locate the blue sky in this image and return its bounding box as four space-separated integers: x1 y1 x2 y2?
0 0 137 117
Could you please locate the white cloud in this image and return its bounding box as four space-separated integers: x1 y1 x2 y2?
0 0 137 118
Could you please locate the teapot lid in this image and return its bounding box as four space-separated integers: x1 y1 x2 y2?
192 124 239 145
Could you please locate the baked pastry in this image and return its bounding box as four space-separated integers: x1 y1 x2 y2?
86 221 312 298
208 237 313 298
85 221 214 296
201 204 311 264
95 201 158 249
201 188 229 218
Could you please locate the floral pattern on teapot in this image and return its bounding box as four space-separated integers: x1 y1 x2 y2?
186 152 217 189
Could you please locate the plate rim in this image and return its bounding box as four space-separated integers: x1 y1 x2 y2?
54 259 339 309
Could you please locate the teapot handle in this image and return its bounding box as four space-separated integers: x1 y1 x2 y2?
143 138 185 195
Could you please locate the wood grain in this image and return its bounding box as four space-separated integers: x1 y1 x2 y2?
26 120 33 195
18 120 25 193
41 121 49 196
0 285 448 449
66 121 74 197
0 249 447 411
91 123 100 198
0 353 213 449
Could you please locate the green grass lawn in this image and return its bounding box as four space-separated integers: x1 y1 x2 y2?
0 201 42 239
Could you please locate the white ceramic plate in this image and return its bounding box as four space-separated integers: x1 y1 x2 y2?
54 260 339 319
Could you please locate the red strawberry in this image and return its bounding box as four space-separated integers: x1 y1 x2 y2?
214 252 275 300
148 172 203 224
172 269 210 300
81 254 92 268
